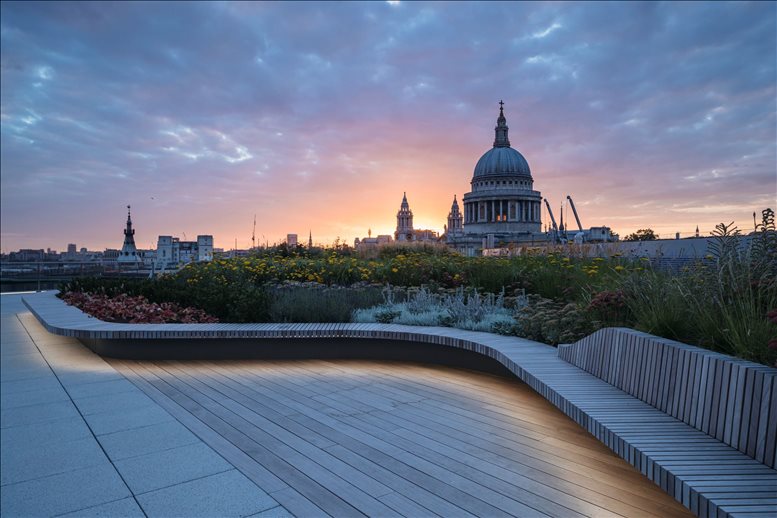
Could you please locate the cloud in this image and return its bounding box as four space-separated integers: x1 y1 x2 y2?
0 1 774 249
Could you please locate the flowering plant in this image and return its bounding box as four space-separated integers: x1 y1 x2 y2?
61 291 218 324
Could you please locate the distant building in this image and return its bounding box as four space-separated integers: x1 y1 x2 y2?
118 205 140 264
354 229 393 249
393 193 439 243
9 249 45 262
156 235 214 268
447 103 546 256
287 234 298 247
584 226 617 243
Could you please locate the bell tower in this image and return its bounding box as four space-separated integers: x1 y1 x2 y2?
395 192 415 242
447 195 463 237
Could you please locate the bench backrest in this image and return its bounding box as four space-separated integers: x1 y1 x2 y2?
558 327 777 469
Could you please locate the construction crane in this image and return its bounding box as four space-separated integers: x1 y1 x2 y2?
566 195 583 232
543 198 559 232
543 198 560 243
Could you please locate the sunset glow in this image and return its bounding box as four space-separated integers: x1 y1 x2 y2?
1 1 775 251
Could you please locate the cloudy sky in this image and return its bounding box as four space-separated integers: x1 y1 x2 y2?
1 1 775 251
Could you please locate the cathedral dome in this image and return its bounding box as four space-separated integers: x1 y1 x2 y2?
473 101 532 179
473 146 531 178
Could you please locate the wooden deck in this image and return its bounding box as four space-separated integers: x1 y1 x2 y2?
109 357 693 517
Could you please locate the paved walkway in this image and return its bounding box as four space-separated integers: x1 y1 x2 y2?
2 293 692 517
1 294 286 517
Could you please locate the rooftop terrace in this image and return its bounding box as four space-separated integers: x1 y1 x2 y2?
1 293 695 517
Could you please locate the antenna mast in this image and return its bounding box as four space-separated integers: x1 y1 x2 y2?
252 214 256 250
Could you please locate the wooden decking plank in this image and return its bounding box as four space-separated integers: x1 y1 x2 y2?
197 365 473 517
323 444 471 518
357 399 688 517
380 395 689 503
284 414 523 517
128 361 364 518
210 365 531 516
109 359 291 495
268 486 335 518
186 362 340 449
223 362 684 518
378 490 444 518
169 364 408 502
347 411 642 518
194 364 540 513
229 370 520 516
151 361 398 517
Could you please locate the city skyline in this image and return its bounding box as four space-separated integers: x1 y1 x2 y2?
2 1 775 252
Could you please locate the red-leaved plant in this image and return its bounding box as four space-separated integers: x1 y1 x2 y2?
61 291 219 324
587 289 629 326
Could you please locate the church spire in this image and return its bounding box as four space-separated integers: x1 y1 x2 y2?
124 205 135 241
493 100 511 148
118 204 139 263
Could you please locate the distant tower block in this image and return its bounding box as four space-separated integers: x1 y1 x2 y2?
118 205 140 263
395 192 415 241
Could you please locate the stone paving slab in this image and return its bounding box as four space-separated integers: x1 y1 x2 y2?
58 497 146 518
1 435 108 486
0 384 69 409
67 378 139 400
0 462 131 517
0 415 92 448
1 294 280 517
83 402 176 436
135 469 281 518
115 442 234 494
98 419 201 461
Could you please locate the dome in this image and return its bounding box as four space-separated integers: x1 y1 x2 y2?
473 146 531 178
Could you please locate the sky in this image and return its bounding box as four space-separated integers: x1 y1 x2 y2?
1 1 775 252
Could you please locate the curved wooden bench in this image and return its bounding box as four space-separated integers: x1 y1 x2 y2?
559 328 777 470
22 291 777 518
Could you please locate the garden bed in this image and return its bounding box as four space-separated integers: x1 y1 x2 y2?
58 213 777 366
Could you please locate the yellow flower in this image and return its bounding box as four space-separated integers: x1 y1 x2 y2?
614 265 625 272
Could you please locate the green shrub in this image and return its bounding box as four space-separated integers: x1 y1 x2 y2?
267 284 383 323
620 270 694 341
514 296 598 345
